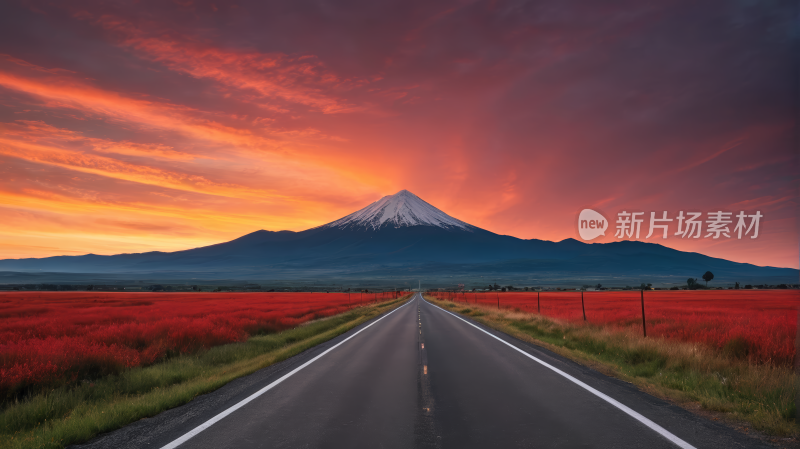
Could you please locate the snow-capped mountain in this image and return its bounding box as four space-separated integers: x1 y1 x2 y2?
322 190 474 231
0 189 796 284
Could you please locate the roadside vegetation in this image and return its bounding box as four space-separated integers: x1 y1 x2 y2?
425 295 797 440
0 296 410 449
1 291 402 399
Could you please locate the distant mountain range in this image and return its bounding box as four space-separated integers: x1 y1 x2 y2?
0 190 796 286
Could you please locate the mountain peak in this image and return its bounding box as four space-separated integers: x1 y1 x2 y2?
322 190 474 231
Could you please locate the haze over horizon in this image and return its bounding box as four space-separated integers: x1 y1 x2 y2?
0 0 796 269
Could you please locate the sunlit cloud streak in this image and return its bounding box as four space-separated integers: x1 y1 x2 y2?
95 15 368 114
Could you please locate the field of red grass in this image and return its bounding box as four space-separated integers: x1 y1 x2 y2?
0 291 400 398
433 290 799 366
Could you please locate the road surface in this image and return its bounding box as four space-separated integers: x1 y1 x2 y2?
74 293 771 449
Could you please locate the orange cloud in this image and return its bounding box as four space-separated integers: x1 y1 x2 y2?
0 55 365 183
96 15 366 114
0 70 271 149
2 120 197 161
0 132 281 201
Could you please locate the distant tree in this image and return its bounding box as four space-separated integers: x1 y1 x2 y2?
596 284 602 290
640 283 652 290
702 271 714 287
744 284 753 289
501 287 507 292
687 278 697 289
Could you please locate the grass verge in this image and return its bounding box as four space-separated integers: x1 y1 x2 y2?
0 296 410 449
425 295 797 440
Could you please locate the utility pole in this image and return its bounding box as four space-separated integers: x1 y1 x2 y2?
641 289 647 337
581 290 586 321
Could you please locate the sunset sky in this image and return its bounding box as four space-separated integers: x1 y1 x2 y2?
0 0 797 268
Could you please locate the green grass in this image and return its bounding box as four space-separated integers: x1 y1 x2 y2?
0 297 409 449
427 296 797 438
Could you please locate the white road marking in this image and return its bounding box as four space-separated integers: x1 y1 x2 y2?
159 299 414 449
423 298 696 449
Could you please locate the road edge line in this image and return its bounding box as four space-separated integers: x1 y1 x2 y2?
159 298 414 449
423 298 696 449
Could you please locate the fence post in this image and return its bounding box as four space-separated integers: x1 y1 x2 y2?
581 290 586 321
640 289 647 337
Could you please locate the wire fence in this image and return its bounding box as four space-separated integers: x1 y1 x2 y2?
428 289 798 366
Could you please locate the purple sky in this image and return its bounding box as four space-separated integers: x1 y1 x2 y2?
0 0 797 268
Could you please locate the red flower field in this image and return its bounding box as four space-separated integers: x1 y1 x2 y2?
0 291 400 397
433 290 799 366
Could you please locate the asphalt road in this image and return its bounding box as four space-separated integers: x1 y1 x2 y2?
74 293 773 449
